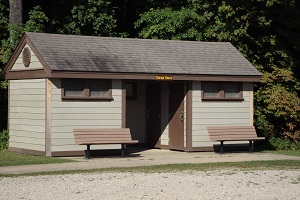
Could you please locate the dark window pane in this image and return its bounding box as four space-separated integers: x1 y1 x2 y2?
89 80 108 97
224 83 240 98
126 82 137 100
203 82 219 97
64 79 83 96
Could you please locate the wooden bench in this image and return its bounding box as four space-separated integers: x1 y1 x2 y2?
207 126 265 153
73 128 138 159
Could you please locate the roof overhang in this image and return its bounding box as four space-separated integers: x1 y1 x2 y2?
5 70 260 82
51 71 261 82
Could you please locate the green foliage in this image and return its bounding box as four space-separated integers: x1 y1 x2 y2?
0 0 9 69
135 0 260 44
268 137 300 151
135 8 206 40
61 0 125 37
0 129 9 151
0 80 7 130
0 6 48 64
24 6 49 33
0 0 8 39
0 24 24 64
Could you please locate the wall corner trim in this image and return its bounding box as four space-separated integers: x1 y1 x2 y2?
45 79 52 156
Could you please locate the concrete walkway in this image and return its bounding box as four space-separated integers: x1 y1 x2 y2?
1 149 300 175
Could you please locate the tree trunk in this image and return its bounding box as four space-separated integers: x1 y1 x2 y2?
9 0 23 25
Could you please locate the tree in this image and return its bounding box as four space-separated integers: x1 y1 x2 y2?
135 0 300 144
0 0 9 131
60 0 125 37
9 0 22 25
0 0 9 41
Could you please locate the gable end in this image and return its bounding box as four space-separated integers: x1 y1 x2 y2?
3 33 51 80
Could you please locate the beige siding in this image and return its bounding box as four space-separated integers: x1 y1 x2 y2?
184 87 187 148
51 79 122 151
160 82 169 145
11 45 44 70
9 79 46 151
192 82 252 147
126 81 146 143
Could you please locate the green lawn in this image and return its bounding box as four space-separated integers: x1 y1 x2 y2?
1 160 300 177
1 150 299 168
0 151 74 167
1 150 300 177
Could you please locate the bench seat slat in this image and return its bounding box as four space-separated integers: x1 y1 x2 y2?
210 137 265 142
73 128 130 134
74 138 137 142
210 133 257 137
73 128 138 158
208 126 255 130
207 126 265 153
74 134 132 139
76 140 139 145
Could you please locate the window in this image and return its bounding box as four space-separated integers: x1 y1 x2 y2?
61 79 112 101
126 82 137 100
202 82 243 101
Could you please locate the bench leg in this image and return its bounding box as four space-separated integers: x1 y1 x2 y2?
220 141 224 154
121 144 126 158
86 144 91 159
249 141 253 152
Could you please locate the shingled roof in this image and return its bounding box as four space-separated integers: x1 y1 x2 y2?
20 32 260 77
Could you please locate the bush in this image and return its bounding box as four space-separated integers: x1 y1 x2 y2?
0 80 8 131
268 137 300 151
0 129 9 150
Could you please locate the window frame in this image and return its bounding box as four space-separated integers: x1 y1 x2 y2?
61 79 113 101
201 82 244 101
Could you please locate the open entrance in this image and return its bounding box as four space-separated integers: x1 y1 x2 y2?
146 83 161 148
169 82 185 150
126 81 185 150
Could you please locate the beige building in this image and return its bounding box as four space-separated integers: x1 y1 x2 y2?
4 32 261 156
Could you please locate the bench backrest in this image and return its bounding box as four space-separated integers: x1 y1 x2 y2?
207 126 259 141
73 128 136 145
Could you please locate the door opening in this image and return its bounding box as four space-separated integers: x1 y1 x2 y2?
146 83 161 148
169 82 185 150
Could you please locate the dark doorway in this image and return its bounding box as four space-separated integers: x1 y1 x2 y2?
146 83 161 148
169 82 185 150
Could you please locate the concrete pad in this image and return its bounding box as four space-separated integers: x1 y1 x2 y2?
1 149 300 175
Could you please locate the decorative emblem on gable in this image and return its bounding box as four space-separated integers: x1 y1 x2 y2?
22 47 31 67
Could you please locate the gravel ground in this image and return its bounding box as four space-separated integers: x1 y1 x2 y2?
1 170 300 200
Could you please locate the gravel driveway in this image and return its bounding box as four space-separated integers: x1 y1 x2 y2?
1 169 300 199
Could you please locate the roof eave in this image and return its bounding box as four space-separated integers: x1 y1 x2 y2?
48 71 261 82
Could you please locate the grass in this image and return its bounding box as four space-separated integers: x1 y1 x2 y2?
1 150 300 177
0 151 74 167
1 159 300 177
264 150 300 157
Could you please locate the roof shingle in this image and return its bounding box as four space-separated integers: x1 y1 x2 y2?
25 32 261 76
